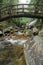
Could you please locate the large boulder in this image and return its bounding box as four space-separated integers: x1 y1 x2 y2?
24 35 43 65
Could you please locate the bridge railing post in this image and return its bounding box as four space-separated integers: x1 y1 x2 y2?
7 6 12 17
17 5 18 14
34 5 38 14
22 4 24 13
0 9 1 18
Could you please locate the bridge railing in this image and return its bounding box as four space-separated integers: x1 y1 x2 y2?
0 4 43 19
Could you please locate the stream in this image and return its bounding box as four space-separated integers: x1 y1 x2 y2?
5 37 27 45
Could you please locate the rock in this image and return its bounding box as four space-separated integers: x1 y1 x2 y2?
25 29 33 37
4 28 11 34
0 41 26 65
0 31 3 34
17 31 24 35
24 35 43 65
39 30 43 37
33 27 39 35
0 31 4 41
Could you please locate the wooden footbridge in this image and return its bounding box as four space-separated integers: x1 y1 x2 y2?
0 4 43 21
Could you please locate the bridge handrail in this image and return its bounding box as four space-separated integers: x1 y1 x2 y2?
0 4 43 10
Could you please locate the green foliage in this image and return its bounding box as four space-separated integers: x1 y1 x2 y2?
0 0 3 3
